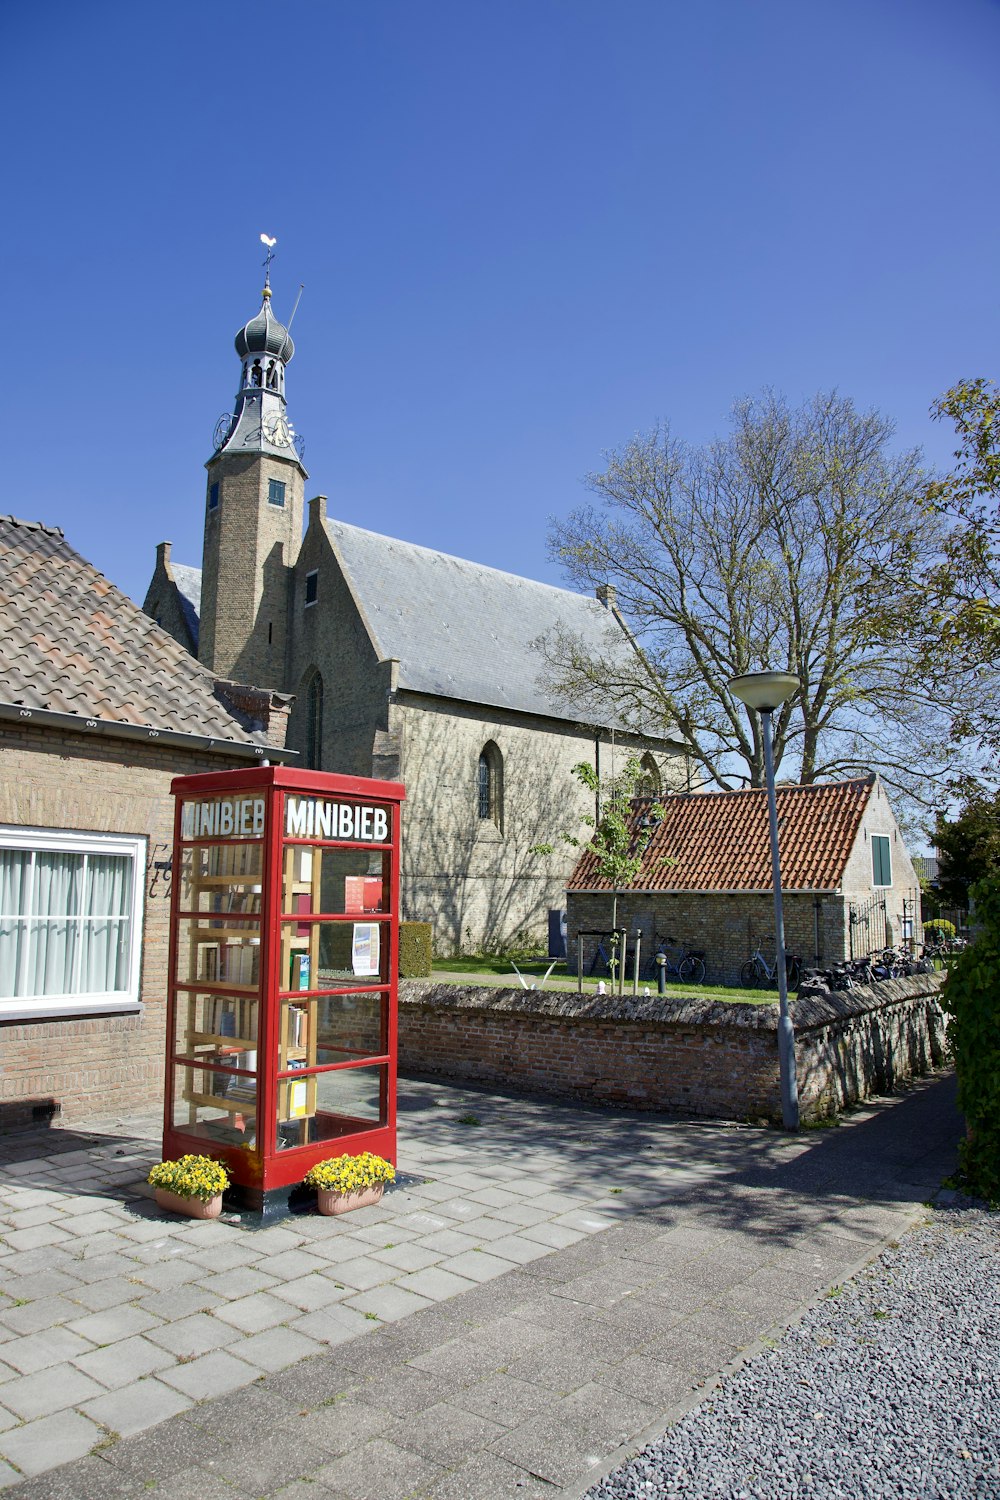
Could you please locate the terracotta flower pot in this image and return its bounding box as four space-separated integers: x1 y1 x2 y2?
316 1183 385 1216
154 1187 224 1220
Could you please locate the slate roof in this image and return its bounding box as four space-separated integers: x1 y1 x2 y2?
170 563 202 649
0 516 270 747
325 519 647 728
569 775 877 893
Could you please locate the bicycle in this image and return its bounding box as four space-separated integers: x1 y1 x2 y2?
648 936 707 985
741 945 800 991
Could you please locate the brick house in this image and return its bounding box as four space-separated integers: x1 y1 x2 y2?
145 265 687 953
566 775 921 984
0 515 295 1127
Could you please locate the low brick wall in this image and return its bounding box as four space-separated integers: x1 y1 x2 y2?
397 975 948 1123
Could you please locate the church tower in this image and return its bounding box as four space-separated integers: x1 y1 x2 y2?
198 248 307 690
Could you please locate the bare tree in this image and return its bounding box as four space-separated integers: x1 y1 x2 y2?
542 391 960 804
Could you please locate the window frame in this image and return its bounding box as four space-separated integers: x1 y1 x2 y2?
871 834 892 888
0 825 146 1021
208 481 220 511
304 570 319 607
477 742 504 833
268 478 287 509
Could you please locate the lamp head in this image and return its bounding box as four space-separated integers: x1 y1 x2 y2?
728 671 799 713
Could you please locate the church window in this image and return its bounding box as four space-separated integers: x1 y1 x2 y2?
268 479 286 508
478 742 503 831
208 482 219 511
305 570 318 607
637 753 661 798
305 672 324 770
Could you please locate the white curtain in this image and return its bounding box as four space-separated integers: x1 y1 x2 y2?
0 848 131 999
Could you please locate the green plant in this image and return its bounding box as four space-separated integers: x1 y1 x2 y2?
940 876 1000 1202
924 918 958 940
457 1112 481 1126
302 1152 396 1194
148 1154 229 1203
399 921 433 978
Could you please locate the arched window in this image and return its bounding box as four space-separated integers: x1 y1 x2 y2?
305 671 324 770
637 753 662 798
478 742 503 831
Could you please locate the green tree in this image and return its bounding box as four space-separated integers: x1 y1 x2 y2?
940 875 1000 1202
543 391 954 804
934 791 1000 908
532 754 665 957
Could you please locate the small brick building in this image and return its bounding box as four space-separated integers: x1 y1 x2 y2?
0 516 295 1127
566 775 921 984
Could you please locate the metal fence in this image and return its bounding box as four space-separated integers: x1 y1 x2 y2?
847 888 925 958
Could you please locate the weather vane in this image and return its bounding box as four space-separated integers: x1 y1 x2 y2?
260 233 277 289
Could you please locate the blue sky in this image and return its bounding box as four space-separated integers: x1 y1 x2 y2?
5 0 999 608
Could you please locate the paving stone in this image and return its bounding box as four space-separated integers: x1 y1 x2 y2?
181 1240 261 1273
73 1333 177 1389
368 1242 442 1273
57 1212 125 1238
504 1331 610 1396
137 1464 256 1499
79 1375 194 1437
0 1410 106 1479
60 1254 139 1286
230 1325 324 1373
156 1348 257 1401
322 1258 393 1293
244 1248 320 1281
290 1395 397 1456
287 1305 372 1348
314 1437 444 1500
178 1378 299 1439
436 1249 519 1283
211 1290 297 1333
1 1364 105 1420
135 1284 224 1321
193 1266 280 1300
0 1298 83 1336
488 1378 659 1487
354 1363 456 1416
340 1284 432 1323
596 1351 698 1406
145 1312 243 1358
412 1227 479 1256
422 1448 556 1499
394 1266 478 1302
0 1226 72 1253
62 1279 140 1314
269 1272 354 1312
0 1326 95 1376
386 1397 506 1464
450 1370 555 1427
66 1305 163 1345
100 1412 226 1482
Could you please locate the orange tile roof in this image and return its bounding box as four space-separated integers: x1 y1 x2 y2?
568 775 876 893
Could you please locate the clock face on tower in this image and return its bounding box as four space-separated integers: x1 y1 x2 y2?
213 413 235 450
263 413 292 448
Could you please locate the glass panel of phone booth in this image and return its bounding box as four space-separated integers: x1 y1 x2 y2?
281 845 387 916
275 1062 387 1151
171 1064 258 1148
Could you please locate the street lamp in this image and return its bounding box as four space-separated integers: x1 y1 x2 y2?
728 670 800 1130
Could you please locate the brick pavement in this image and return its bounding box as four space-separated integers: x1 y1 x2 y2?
0 1071 961 1498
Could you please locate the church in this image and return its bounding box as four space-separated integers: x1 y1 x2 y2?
145 258 687 952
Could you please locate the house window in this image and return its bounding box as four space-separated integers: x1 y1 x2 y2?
306 671 324 770
268 479 286 508
0 827 145 1019
208 482 219 511
305 570 318 607
872 835 892 887
478 742 503 831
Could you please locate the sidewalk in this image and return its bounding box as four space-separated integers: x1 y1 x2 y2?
0 1071 961 1498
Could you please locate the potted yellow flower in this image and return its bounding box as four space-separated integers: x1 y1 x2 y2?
303 1151 395 1216
148 1154 230 1220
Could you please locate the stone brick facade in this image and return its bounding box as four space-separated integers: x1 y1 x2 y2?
397 974 947 1123
0 722 251 1128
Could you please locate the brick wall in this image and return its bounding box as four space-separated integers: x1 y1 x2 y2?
397 974 947 1123
566 889 847 987
0 723 251 1129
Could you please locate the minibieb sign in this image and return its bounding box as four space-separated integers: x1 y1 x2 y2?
285 797 389 843
180 796 266 839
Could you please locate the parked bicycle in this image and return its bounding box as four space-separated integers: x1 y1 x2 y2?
648 937 707 985
741 945 800 991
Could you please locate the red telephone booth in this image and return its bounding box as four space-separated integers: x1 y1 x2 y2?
163 765 405 1220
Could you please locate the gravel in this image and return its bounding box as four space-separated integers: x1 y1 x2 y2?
586 1199 1000 1500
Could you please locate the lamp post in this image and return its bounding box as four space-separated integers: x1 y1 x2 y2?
728 670 800 1130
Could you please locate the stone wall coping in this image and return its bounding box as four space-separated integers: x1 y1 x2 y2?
398 973 945 1036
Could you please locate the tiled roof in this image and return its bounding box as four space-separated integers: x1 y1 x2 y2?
569 775 876 893
0 516 270 747
326 519 654 730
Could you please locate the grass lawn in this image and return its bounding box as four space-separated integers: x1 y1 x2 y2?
428 952 778 1005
